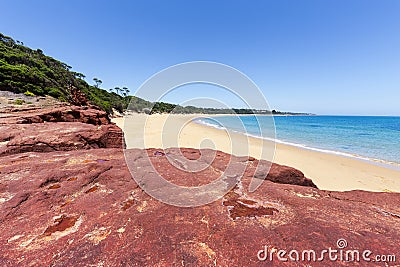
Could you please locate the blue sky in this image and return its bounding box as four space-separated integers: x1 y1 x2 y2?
1 0 399 115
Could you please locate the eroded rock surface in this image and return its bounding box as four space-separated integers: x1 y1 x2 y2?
0 105 110 125
0 106 123 155
0 148 399 266
0 122 122 155
0 106 399 266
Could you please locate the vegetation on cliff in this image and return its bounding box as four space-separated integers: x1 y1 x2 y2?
0 33 139 112
0 33 307 115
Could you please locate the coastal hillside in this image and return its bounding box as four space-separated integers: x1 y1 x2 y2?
0 33 304 115
0 33 138 113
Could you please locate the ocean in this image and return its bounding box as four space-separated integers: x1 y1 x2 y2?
194 115 400 165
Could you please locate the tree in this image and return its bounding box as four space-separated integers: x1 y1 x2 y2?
123 87 130 96
93 78 102 88
114 87 121 95
74 72 86 79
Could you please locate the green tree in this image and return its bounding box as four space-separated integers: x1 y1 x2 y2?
114 87 121 95
93 77 102 88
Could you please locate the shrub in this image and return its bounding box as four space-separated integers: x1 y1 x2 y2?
13 99 25 105
24 90 35 96
47 88 62 98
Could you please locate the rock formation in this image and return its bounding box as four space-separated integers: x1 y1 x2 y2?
0 105 399 266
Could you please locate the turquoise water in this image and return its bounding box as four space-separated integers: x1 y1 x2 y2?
195 115 400 165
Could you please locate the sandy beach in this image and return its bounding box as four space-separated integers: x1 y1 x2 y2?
113 113 400 192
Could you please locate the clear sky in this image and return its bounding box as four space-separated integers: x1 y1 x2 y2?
1 0 399 115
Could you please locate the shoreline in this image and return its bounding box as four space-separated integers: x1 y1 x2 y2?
113 113 400 193
193 117 400 171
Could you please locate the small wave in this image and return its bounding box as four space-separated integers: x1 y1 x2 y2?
194 118 227 131
193 117 400 170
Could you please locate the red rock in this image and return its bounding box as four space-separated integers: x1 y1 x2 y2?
0 105 123 156
0 105 110 125
0 106 399 266
0 148 399 266
0 122 123 155
255 163 317 188
69 85 89 106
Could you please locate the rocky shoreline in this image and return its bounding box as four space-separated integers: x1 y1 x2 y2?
0 104 399 266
